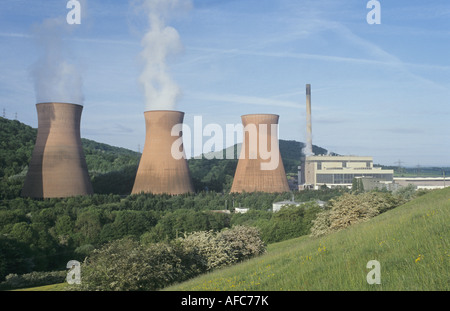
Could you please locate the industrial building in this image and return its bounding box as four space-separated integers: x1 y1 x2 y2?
298 84 394 190
132 110 194 195
393 177 448 190
230 114 290 193
299 155 394 189
21 102 93 199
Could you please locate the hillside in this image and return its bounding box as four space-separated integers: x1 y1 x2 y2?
0 117 329 196
164 187 450 291
0 117 141 197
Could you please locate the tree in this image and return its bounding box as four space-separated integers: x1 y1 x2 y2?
74 210 103 245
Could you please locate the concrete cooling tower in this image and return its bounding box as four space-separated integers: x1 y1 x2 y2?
132 110 194 195
21 102 93 199
230 114 290 193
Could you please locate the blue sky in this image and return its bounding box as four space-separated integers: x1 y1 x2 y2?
1 0 449 167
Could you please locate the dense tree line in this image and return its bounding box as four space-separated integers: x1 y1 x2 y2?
0 118 37 199
0 117 347 287
0 118 143 198
0 189 345 282
0 117 325 197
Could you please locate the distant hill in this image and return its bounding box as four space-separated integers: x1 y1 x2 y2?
0 117 141 198
0 117 331 197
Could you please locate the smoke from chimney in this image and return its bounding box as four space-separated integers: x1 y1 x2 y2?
30 18 84 105
138 0 192 111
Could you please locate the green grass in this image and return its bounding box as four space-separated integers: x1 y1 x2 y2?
164 187 450 291
11 283 69 291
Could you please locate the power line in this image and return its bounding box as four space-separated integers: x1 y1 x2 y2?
395 159 404 175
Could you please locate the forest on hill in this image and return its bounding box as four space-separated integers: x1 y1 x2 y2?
0 117 428 290
0 116 330 198
0 116 344 286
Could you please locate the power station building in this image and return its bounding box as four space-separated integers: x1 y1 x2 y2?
299 155 394 189
298 84 394 190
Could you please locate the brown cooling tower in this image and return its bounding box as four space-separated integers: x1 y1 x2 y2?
21 103 93 199
132 110 194 195
230 114 290 193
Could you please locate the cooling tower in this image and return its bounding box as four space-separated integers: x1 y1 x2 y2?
230 114 290 193
132 110 194 195
21 102 93 199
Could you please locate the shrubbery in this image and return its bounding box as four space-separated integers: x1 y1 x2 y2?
75 225 266 291
310 191 405 237
0 270 66 290
259 202 321 243
180 226 266 271
0 189 342 281
77 238 205 291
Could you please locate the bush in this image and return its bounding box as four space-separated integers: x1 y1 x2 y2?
217 226 266 263
310 192 404 237
179 226 266 271
393 184 417 201
76 226 266 291
179 230 230 271
260 203 321 243
77 237 206 291
0 270 66 290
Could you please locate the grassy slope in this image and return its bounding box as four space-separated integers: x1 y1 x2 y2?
11 283 68 291
165 187 450 291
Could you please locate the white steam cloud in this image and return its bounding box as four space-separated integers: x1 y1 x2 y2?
138 0 192 111
30 18 84 105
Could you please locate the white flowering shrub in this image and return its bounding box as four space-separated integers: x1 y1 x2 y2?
217 225 266 263
77 226 266 291
179 230 232 270
180 226 266 271
310 192 404 237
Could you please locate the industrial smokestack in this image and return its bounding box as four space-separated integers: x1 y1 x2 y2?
132 110 194 195
305 84 313 156
230 114 290 193
21 103 93 199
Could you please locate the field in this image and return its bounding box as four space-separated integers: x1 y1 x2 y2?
165 187 450 291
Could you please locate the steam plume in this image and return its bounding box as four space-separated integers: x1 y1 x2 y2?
138 0 192 111
30 18 84 105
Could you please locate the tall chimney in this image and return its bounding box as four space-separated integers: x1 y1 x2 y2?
305 84 313 156
21 103 93 198
132 110 194 195
230 114 290 193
